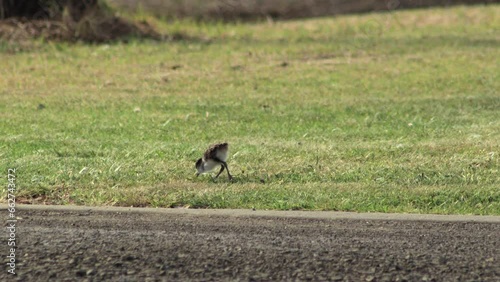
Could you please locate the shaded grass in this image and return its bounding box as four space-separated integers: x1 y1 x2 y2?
0 5 499 214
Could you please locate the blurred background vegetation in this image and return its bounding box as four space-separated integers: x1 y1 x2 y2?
107 0 500 21
1 0 498 42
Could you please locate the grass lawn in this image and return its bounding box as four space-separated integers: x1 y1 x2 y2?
1 5 499 214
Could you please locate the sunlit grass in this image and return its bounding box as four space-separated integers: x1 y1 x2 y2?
0 5 499 214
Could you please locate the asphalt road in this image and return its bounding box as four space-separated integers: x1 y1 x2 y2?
2 205 499 281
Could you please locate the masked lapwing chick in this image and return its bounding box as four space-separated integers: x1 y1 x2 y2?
195 142 233 181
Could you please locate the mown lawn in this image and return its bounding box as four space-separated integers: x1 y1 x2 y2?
1 5 499 214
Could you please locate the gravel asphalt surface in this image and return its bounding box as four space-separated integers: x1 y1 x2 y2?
1 205 499 281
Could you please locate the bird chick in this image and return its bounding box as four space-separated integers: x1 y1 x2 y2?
195 142 233 181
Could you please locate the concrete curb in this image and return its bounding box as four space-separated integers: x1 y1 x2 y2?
3 204 500 223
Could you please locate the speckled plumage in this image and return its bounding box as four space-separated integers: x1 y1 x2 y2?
195 142 233 180
203 143 229 162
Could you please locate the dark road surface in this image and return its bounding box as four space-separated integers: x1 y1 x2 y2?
1 205 499 281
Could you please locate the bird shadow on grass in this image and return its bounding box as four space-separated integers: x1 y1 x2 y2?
192 171 280 185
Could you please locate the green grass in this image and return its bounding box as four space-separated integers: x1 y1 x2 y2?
1 5 499 214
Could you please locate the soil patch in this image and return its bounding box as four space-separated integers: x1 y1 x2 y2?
0 16 162 42
0 0 165 43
